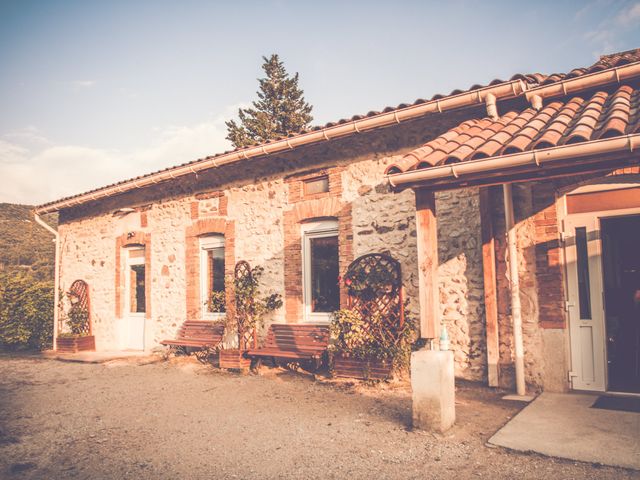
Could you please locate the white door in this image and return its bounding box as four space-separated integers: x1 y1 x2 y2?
302 220 340 323
124 247 146 350
564 215 606 391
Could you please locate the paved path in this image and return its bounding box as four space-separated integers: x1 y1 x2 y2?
490 392 640 470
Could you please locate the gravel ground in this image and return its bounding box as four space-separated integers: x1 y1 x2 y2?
0 354 638 480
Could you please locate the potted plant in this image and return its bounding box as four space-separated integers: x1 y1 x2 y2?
56 291 95 353
219 264 282 369
329 309 415 380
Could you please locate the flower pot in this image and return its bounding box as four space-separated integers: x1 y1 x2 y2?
219 349 251 370
333 353 393 380
56 335 95 354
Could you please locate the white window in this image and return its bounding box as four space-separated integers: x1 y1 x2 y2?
125 247 146 315
302 219 340 323
199 235 225 319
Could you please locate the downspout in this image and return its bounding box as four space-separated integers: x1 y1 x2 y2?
33 212 60 351
486 93 526 394
502 184 526 396
486 90 527 393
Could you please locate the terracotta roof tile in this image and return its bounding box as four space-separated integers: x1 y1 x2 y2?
388 84 640 174
39 48 640 211
538 48 640 86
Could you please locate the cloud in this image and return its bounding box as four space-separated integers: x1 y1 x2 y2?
583 1 640 55
72 80 96 88
616 1 640 24
0 107 243 205
0 140 29 164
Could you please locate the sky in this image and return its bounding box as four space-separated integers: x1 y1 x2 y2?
1 0 639 205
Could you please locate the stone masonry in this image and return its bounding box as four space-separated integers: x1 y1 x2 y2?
57 148 488 382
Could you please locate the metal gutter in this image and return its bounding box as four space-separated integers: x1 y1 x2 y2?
34 79 529 214
524 62 640 102
386 134 640 189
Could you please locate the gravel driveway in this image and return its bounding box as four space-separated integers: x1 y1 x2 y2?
0 355 638 479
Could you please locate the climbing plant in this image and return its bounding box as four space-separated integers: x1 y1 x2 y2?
232 262 282 349
331 253 415 371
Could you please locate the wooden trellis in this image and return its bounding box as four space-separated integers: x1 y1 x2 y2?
67 279 92 335
234 260 257 350
344 253 404 346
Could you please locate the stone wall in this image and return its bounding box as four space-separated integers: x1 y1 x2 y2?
57 148 488 380
435 188 485 381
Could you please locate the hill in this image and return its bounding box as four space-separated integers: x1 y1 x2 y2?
0 203 57 281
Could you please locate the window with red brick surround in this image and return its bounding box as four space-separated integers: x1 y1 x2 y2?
283 196 353 322
185 218 235 320
115 231 151 320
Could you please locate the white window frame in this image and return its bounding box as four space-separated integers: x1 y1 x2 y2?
199 235 226 320
124 246 146 318
301 219 339 323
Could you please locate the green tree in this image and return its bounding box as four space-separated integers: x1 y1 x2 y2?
0 270 54 350
226 54 313 148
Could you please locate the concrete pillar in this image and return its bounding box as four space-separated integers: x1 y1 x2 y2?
411 349 455 432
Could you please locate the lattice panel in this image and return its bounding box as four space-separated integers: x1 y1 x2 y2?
344 253 404 346
68 279 92 335
234 261 256 350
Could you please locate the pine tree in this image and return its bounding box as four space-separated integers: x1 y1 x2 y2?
226 54 313 148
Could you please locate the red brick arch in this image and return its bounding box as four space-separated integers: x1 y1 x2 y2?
185 218 235 319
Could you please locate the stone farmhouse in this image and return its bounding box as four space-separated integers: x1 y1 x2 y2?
35 49 640 395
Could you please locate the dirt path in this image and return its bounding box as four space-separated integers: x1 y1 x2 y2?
0 355 637 479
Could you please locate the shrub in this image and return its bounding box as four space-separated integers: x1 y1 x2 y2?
0 270 54 350
330 308 417 371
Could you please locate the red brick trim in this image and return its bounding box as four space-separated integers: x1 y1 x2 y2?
536 167 640 329
190 201 199 220
185 218 235 320
115 231 152 320
283 197 353 323
532 183 565 329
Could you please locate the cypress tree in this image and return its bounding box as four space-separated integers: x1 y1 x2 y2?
226 54 313 148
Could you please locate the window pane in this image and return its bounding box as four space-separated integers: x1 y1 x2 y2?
207 247 225 312
575 227 591 319
130 264 146 313
304 176 329 196
310 235 339 312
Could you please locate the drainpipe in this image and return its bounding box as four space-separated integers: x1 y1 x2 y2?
502 184 526 396
33 212 60 351
529 94 543 111
485 93 498 120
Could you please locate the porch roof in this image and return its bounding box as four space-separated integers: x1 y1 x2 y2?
386 84 640 190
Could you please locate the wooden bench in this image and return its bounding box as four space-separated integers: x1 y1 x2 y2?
160 321 225 355
246 324 330 370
